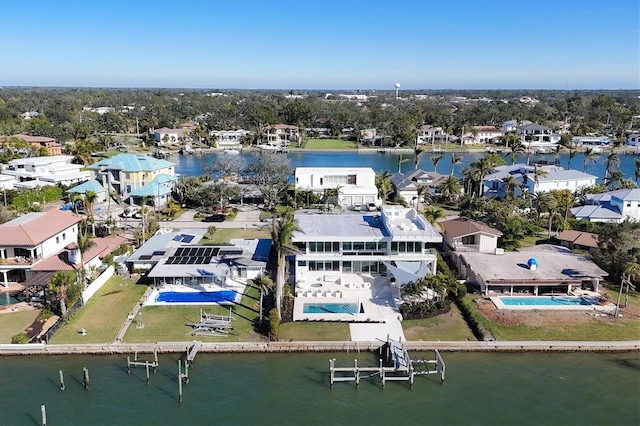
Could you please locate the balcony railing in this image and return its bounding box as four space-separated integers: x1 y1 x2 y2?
0 256 42 266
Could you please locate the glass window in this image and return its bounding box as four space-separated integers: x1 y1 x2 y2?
366 242 376 250
342 242 351 251
378 242 387 251
343 261 352 272
309 242 316 252
391 242 398 251
333 242 340 252
324 242 332 252
399 242 406 252
353 242 364 251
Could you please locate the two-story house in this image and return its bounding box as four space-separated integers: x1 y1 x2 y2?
571 189 640 223
5 134 62 156
210 129 251 148
390 169 445 205
153 128 188 146
516 123 561 148
295 167 381 209
461 126 503 145
416 125 444 145
0 209 82 287
440 217 502 255
3 155 90 187
264 124 299 147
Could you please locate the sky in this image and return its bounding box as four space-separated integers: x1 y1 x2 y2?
0 0 638 90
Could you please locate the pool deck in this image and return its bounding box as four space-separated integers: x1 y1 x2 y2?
491 295 616 313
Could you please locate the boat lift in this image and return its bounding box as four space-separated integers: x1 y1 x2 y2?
329 337 445 388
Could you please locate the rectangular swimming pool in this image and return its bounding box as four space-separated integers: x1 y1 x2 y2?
498 296 598 307
302 303 363 314
155 290 237 304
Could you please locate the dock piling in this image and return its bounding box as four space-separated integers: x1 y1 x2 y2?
40 404 47 426
82 367 90 390
58 370 65 391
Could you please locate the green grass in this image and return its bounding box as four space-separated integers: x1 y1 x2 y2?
517 234 550 248
123 284 264 343
0 310 41 343
199 227 270 244
402 304 476 341
50 275 146 344
304 138 357 150
279 321 351 341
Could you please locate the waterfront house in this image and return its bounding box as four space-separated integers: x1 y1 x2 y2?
153 127 188 146
458 245 607 295
516 123 561 148
264 124 299 147
482 164 596 199
291 206 442 321
390 169 445 205
461 126 503 145
0 209 82 287
295 167 381 209
572 136 610 146
210 129 251 148
79 154 176 206
625 132 640 147
555 230 599 254
416 125 444 145
571 188 640 223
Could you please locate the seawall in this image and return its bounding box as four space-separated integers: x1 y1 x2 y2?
1 340 638 356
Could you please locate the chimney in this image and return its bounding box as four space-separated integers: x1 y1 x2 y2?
66 243 81 265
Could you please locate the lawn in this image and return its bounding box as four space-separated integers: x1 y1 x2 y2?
304 138 357 150
199 227 270 244
402 304 476 341
0 310 41 343
279 321 351 341
50 275 146 344
123 284 264 343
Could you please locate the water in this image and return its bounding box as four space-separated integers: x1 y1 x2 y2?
499 296 596 306
174 150 639 183
0 291 23 306
155 290 237 303
0 352 638 425
302 302 359 314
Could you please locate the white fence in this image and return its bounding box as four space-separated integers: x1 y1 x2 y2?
82 266 115 303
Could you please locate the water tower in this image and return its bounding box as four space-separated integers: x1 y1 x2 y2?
395 82 401 99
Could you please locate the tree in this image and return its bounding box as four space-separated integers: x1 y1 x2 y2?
603 151 620 183
322 185 342 210
431 155 443 174
502 175 521 199
257 275 274 322
423 206 446 227
246 152 293 210
635 158 640 184
583 147 598 173
47 271 77 318
450 153 462 175
269 214 302 320
567 147 578 170
77 233 96 285
398 154 411 173
505 138 526 165
438 175 462 203
83 190 98 235
375 171 394 202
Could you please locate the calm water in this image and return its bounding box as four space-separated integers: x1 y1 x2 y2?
1 351 638 425
175 150 639 183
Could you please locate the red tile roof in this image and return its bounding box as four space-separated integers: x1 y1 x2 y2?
31 235 127 271
556 230 599 249
0 210 82 246
441 217 502 238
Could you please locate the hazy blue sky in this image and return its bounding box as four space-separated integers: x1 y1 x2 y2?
1 0 638 89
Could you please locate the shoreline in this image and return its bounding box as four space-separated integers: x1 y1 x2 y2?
1 340 638 356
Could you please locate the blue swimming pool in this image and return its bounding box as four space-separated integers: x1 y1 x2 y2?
499 296 597 307
302 303 363 314
156 291 237 304
0 292 24 306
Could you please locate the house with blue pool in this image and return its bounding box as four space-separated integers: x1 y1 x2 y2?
290 205 443 322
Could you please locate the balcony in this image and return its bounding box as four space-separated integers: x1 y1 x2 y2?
0 256 42 266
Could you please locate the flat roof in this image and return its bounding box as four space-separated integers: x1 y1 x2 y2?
294 212 388 240
461 245 607 284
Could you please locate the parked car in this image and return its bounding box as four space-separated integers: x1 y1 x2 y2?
353 202 362 211
367 203 378 212
204 214 226 223
120 208 139 218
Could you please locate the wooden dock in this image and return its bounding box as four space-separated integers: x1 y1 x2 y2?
186 340 202 365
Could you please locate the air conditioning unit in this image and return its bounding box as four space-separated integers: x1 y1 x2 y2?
494 248 504 255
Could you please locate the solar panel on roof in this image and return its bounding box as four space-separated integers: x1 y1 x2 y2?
173 235 182 241
203 256 212 264
139 255 153 260
189 247 198 256
175 248 185 256
152 251 165 256
179 257 189 264
196 248 205 256
221 250 243 256
182 235 195 243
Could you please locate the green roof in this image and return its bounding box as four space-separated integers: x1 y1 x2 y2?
88 154 174 172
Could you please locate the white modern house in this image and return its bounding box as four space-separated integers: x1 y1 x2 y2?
153 128 188 145
572 136 610 146
210 129 251 148
2 155 90 187
0 210 82 287
294 167 381 209
571 189 640 223
291 206 443 321
416 125 445 144
516 123 561 148
483 164 596 199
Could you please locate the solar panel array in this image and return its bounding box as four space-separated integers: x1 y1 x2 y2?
220 249 243 256
165 247 220 265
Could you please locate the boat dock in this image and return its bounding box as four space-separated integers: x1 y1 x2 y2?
186 340 202 365
329 338 445 388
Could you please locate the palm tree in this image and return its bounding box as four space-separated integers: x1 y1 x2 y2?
607 170 625 189
77 233 96 286
269 214 302 320
413 144 425 170
323 185 342 210
375 171 394 202
583 147 598 173
47 271 75 318
529 165 549 193
431 155 443 174
505 139 526 165
438 175 462 203
416 184 429 210
635 158 640 184
83 190 98 235
450 153 462 175
567 147 578 170
423 206 446 227
502 175 521 199
398 154 410 173
603 151 620 183
257 275 274 322
553 145 564 165
503 131 520 149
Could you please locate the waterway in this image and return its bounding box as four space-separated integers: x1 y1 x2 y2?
1 351 638 425
174 150 639 183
